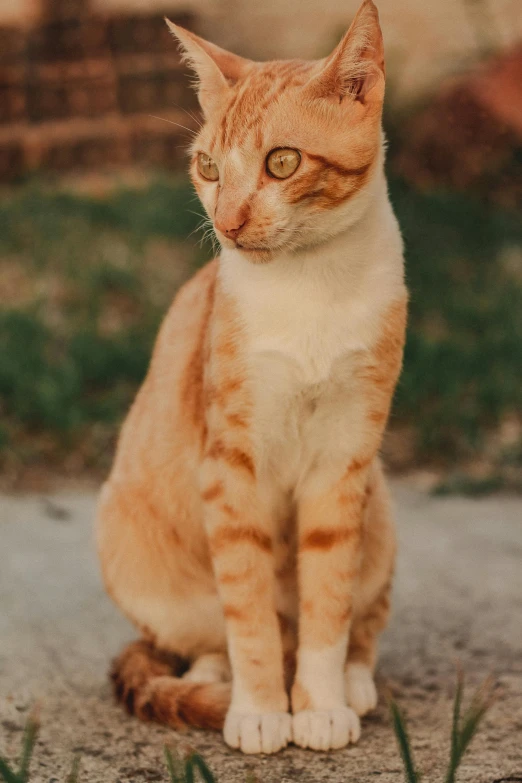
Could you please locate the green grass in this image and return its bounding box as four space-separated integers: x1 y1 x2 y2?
0 717 214 783
389 672 494 783
164 747 216 783
0 178 208 482
0 713 80 783
0 174 521 487
390 177 522 468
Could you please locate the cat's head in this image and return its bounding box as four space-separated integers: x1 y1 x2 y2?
167 0 385 263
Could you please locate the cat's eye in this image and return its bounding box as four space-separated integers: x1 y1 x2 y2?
197 152 219 181
266 148 301 179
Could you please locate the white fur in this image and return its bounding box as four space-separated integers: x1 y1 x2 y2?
345 662 378 715
224 711 292 754
297 637 348 701
291 639 362 749
293 707 360 750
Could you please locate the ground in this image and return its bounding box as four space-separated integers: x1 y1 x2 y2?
1 480 522 783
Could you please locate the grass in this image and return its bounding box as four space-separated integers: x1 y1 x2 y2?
164 747 216 783
389 672 494 783
0 171 521 488
0 714 215 783
0 178 208 484
391 177 522 466
0 716 39 783
0 713 79 783
0 675 493 782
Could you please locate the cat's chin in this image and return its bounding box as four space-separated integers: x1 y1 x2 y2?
236 246 276 264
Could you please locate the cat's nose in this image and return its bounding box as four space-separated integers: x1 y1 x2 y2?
215 217 247 240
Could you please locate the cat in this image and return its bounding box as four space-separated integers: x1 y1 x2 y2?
96 0 407 755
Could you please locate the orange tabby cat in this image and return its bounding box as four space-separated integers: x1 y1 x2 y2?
96 0 407 754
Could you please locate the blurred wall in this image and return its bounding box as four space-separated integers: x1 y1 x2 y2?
1 0 520 181
0 0 39 25
100 0 522 103
1 0 520 101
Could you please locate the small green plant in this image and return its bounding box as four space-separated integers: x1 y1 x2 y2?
0 714 80 783
390 672 494 783
0 717 217 783
164 746 216 783
0 715 38 783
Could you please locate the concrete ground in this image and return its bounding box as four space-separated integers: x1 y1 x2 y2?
1 482 521 783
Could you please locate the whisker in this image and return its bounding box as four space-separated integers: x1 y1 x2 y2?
187 209 209 221
164 101 203 129
149 115 197 135
187 220 208 240
201 228 215 245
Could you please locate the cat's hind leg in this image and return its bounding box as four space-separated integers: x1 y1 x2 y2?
182 652 231 684
97 479 233 729
344 579 391 715
345 461 395 716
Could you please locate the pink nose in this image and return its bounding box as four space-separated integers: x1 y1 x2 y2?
214 217 247 240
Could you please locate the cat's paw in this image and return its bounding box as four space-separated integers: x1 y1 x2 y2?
344 663 378 716
223 710 292 754
292 707 360 751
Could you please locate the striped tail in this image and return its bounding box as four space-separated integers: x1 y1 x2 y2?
110 640 231 730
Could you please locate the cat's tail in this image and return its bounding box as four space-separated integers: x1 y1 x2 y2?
110 640 231 730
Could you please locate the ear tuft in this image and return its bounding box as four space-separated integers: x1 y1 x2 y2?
165 19 226 93
165 19 253 115
309 0 385 103
165 18 196 71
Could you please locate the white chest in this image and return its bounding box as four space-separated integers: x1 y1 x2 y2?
218 215 405 491
238 280 374 491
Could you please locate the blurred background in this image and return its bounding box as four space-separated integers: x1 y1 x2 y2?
0 0 520 494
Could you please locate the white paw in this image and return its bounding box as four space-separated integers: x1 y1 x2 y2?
292 707 360 751
224 710 292 754
344 663 378 716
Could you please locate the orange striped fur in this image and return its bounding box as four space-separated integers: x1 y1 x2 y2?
96 0 407 755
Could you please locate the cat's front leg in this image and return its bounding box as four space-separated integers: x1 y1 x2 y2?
291 457 374 750
201 452 291 754
291 298 407 750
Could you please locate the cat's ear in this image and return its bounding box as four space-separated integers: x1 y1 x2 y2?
307 0 385 104
165 20 252 115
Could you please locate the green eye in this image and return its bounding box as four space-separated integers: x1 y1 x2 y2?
266 148 301 179
197 152 219 181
